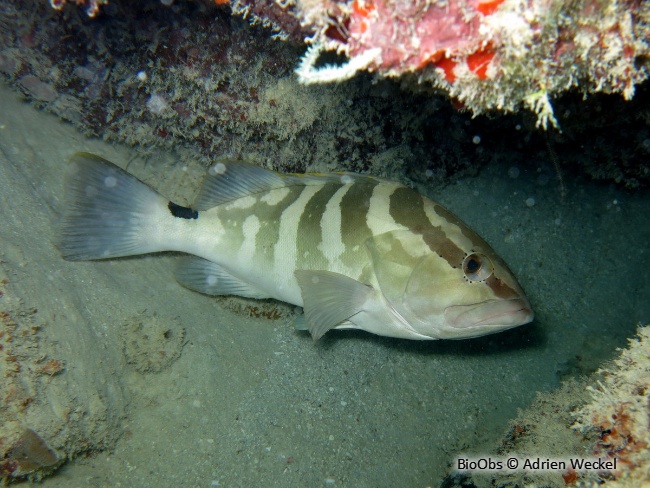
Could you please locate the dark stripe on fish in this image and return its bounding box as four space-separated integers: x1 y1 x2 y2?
257 186 305 263
433 204 493 254
296 183 341 269
485 274 520 300
340 181 376 269
433 203 517 276
390 187 465 267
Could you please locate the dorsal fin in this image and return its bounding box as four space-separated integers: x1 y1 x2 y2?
193 161 290 210
194 160 383 211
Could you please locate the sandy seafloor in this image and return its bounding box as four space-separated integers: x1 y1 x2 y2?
0 79 649 487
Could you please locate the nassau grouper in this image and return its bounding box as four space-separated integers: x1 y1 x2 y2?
59 153 533 341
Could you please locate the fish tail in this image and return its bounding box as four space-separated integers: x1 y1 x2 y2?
59 153 171 261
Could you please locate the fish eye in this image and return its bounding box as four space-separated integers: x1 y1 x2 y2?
462 253 493 281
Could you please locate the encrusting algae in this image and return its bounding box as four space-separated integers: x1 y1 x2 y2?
462 325 650 488
572 325 650 487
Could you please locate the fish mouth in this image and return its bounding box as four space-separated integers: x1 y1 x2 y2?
444 298 534 330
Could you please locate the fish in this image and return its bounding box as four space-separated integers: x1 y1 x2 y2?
59 152 534 341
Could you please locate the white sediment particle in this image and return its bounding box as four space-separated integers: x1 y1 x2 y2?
508 166 520 179
209 162 227 175
340 174 353 184
103 176 117 187
146 93 168 115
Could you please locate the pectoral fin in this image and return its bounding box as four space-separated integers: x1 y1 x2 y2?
294 270 373 341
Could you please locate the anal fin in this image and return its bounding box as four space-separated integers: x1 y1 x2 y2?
175 257 270 299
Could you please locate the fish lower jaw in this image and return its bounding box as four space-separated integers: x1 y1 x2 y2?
443 299 534 333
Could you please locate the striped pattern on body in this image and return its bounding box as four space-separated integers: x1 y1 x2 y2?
59 154 533 341
190 168 518 306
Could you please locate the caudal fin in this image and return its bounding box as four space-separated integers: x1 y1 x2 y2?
59 153 169 260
